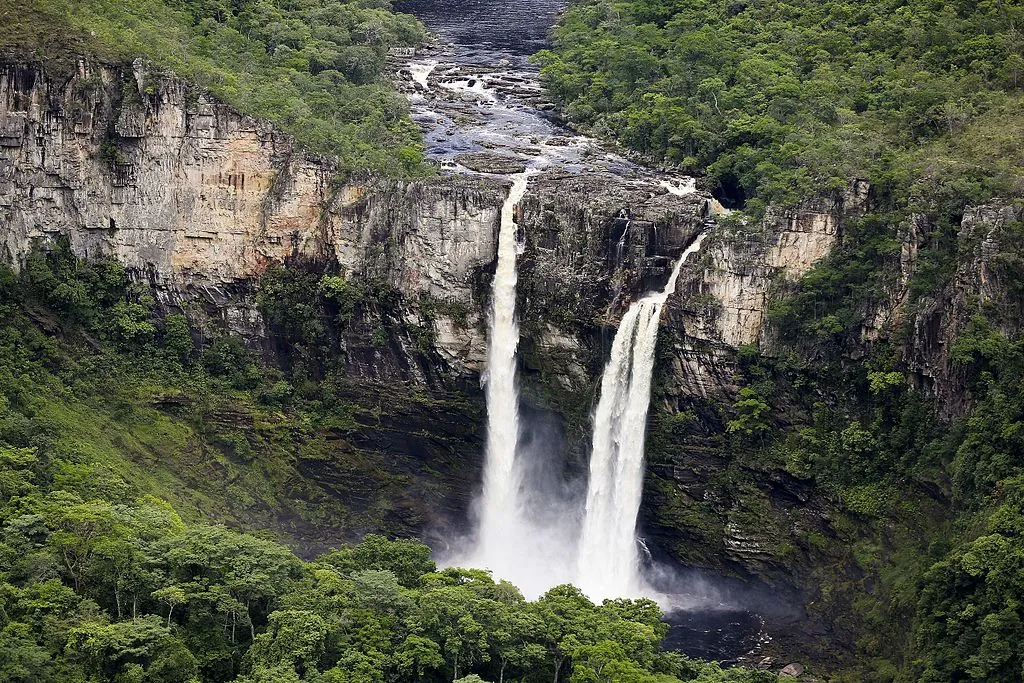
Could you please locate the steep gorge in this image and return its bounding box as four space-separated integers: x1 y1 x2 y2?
3 47 1023 672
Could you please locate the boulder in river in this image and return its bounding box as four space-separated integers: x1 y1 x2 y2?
779 662 806 677
454 152 528 175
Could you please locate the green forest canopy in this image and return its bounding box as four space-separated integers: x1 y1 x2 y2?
536 0 1024 210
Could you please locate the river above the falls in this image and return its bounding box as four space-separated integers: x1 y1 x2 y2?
395 0 566 64
392 0 692 186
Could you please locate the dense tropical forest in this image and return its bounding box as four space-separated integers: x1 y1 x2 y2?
1 0 429 175
536 0 1024 210
536 0 1024 681
0 246 778 682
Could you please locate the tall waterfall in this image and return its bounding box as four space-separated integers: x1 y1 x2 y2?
576 233 707 601
472 172 533 578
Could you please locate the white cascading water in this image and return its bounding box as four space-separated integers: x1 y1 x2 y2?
470 172 536 582
576 232 707 601
409 59 438 90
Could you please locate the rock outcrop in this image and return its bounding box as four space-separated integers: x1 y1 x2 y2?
903 202 1024 415
9 57 1019 665
0 59 512 369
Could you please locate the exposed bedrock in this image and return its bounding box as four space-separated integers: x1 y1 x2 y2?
3 59 1020 631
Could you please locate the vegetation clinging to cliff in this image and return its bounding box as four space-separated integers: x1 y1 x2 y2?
1 0 429 176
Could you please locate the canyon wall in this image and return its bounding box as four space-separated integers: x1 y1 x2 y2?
3 58 1020 605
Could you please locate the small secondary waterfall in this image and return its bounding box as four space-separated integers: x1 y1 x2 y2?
472 172 533 578
577 233 707 601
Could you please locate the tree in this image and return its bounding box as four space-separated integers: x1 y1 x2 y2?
245 609 333 677
394 634 444 682
0 624 53 683
481 599 545 683
416 586 491 680
0 446 37 502
534 585 597 683
44 498 119 591
65 615 199 683
162 314 194 363
320 535 436 588
726 387 771 438
153 526 303 641
151 586 187 628
350 569 411 615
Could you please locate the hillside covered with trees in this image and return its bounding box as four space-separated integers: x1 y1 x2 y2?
2 0 429 175
536 0 1024 211
538 1 1024 681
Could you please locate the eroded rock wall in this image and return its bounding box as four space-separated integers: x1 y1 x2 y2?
0 59 511 371
902 202 1024 416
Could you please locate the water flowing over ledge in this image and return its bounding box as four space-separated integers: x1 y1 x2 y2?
578 233 709 602
470 173 550 591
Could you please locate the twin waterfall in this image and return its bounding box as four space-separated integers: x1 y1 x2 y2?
468 174 704 602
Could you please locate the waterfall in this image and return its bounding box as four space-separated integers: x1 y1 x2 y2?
471 172 534 580
409 59 438 90
576 232 707 601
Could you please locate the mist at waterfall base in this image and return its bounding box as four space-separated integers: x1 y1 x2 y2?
439 225 729 608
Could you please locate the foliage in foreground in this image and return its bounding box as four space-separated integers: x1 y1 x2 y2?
1 0 429 176
0 243 778 682
536 0 1024 209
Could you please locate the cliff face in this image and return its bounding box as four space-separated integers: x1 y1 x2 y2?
656 182 870 402
901 203 1024 415
0 57 717 551
0 59 510 372
631 187 871 589
5 57 1020 629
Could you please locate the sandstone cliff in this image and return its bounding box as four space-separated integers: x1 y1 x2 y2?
2 59 510 357
5 58 1020 639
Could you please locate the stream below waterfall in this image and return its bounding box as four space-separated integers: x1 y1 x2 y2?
394 0 780 665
